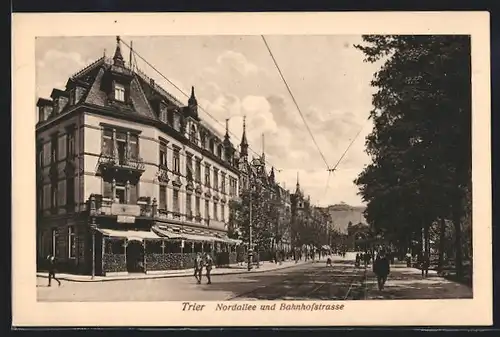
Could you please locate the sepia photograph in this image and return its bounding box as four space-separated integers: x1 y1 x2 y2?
12 12 492 326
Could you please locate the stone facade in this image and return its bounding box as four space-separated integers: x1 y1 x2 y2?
36 37 241 276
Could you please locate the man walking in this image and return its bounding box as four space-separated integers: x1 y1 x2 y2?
421 254 430 278
193 253 203 284
205 253 213 285
47 254 61 287
373 250 390 291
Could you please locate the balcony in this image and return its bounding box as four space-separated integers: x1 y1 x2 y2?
96 153 145 178
89 194 153 218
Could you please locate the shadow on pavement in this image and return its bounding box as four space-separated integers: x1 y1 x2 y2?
195 263 364 300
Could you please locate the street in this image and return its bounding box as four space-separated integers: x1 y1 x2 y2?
37 259 472 302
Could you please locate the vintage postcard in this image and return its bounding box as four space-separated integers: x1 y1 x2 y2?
12 12 492 327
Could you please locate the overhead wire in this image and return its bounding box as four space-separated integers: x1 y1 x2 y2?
261 35 331 170
119 39 280 172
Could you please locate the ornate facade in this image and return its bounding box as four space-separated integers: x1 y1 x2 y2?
36 37 241 276
230 118 293 255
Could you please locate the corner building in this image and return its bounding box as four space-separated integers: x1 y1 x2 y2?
36 37 241 276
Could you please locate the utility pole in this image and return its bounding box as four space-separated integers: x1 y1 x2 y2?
91 217 96 279
248 189 253 271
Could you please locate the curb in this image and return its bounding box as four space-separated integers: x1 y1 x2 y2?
37 261 314 283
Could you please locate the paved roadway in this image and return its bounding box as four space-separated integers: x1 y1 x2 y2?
37 260 472 302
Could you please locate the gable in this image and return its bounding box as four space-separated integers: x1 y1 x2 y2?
83 66 157 120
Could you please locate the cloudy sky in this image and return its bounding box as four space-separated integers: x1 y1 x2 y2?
36 35 383 206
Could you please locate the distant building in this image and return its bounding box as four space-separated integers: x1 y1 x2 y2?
326 202 367 234
36 37 241 276
234 122 292 253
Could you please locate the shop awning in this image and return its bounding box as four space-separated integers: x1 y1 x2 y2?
97 228 163 241
152 226 186 240
225 238 243 245
181 233 217 242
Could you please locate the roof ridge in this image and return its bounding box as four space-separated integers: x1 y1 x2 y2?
131 74 158 120
135 67 184 107
70 56 105 80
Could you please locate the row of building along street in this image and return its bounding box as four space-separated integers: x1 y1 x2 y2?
36 37 368 279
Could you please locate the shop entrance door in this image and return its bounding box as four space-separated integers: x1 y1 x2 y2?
126 240 144 273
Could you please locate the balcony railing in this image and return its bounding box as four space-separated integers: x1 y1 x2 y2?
96 153 146 174
90 194 152 217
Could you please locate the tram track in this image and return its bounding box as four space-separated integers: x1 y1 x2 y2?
227 261 368 301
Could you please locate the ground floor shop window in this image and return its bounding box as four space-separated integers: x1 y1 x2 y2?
105 239 125 254
146 241 163 254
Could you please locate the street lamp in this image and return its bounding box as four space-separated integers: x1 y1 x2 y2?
90 217 97 279
89 194 97 280
247 187 253 271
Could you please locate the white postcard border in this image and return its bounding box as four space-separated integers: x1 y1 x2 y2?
12 11 492 327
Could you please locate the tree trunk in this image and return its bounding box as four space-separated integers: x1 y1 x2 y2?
452 210 463 278
438 217 446 272
424 224 430 259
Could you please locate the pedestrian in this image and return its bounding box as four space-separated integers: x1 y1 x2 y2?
204 253 213 284
373 250 390 291
47 254 61 287
193 253 203 284
406 252 412 267
421 254 430 278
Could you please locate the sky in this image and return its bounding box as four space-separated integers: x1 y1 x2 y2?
35 35 383 207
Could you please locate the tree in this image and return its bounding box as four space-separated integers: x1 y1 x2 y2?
354 35 472 277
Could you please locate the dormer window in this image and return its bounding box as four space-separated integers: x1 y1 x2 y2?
53 99 59 115
114 83 125 102
209 139 215 154
218 145 223 159
159 104 167 123
190 125 197 144
69 89 75 105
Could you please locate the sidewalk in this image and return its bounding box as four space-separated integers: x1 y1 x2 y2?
36 259 313 283
364 264 473 299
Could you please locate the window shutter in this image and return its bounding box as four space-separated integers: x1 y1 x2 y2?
103 180 112 198
59 134 67 160
58 180 66 206
43 185 51 210
43 143 50 166
129 182 138 204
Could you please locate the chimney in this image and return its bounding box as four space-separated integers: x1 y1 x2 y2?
150 78 155 87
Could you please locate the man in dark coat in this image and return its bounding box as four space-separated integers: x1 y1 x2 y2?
373 250 390 291
193 253 203 284
421 254 430 278
47 254 61 287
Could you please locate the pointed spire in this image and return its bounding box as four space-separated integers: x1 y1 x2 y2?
129 40 133 70
261 133 266 163
240 116 248 158
224 118 231 145
295 171 302 196
188 86 197 105
269 166 275 183
113 36 125 67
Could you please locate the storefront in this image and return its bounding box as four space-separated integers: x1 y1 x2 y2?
91 224 241 276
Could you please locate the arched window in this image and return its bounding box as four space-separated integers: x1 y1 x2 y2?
190 125 197 144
